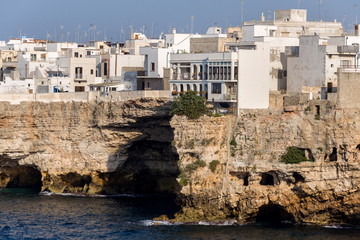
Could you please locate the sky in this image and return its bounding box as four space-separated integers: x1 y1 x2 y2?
1 0 359 42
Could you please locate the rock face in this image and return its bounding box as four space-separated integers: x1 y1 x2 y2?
171 109 360 225
0 98 359 225
0 99 180 195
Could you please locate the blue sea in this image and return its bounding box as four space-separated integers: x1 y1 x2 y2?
0 189 358 240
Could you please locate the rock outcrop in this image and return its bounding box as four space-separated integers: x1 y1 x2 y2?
171 109 360 225
0 99 180 195
0 98 359 225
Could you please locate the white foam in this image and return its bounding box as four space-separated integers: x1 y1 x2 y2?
140 220 182 226
140 220 238 226
40 192 137 198
198 220 238 226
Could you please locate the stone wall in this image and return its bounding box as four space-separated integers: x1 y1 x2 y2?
337 70 360 109
0 90 171 104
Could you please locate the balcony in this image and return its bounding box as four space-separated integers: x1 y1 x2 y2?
338 45 359 54
75 74 83 79
225 94 237 101
74 74 87 82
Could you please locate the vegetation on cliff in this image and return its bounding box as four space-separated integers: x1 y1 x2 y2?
280 147 311 164
170 91 208 119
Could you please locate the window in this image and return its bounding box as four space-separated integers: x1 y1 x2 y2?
87 51 91 55
104 62 108 75
341 60 351 67
30 54 37 61
75 86 85 92
212 83 221 94
75 67 83 79
90 69 94 75
151 62 155 72
74 52 79 58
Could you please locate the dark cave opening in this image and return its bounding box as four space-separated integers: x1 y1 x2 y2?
292 172 305 183
260 171 280 186
255 203 295 224
102 140 181 196
329 147 338 162
230 171 250 186
0 166 42 193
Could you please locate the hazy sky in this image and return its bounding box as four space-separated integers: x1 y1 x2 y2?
1 0 358 42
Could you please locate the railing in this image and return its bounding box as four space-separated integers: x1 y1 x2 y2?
340 65 360 72
75 74 83 79
225 94 237 100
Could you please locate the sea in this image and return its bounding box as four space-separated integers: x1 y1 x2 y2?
0 189 358 240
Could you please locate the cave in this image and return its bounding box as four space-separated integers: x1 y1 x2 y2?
0 166 42 193
255 203 295 224
230 171 250 186
101 140 180 196
260 171 279 186
329 147 338 162
292 172 305 183
357 144 360 151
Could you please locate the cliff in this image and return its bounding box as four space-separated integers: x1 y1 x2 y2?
0 99 180 195
0 99 359 225
171 109 360 225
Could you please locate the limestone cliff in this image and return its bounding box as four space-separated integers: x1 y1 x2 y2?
0 98 359 226
0 99 179 194
171 109 360 225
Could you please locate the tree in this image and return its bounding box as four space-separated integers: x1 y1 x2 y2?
170 91 208 119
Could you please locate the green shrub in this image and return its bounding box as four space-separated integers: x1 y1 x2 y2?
209 160 220 173
315 114 320 120
170 91 209 119
179 178 189 186
185 139 195 149
184 160 206 173
195 159 206 168
230 138 237 147
280 147 310 164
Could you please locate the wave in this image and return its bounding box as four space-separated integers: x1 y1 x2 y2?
40 192 138 198
140 220 239 226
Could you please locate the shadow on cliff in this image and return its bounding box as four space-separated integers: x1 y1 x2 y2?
96 100 181 203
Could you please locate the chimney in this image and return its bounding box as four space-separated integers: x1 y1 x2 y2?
355 24 360 36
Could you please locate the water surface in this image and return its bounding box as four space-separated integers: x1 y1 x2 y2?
0 190 358 240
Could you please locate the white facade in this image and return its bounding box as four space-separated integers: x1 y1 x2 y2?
0 78 34 94
170 42 270 111
164 29 191 53
287 35 358 94
140 47 171 78
237 42 270 109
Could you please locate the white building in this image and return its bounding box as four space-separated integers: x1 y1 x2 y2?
242 9 344 91
287 35 358 97
170 42 270 111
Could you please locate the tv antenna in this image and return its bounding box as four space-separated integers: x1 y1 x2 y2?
191 16 196 34
296 0 301 9
318 0 323 21
240 0 244 24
